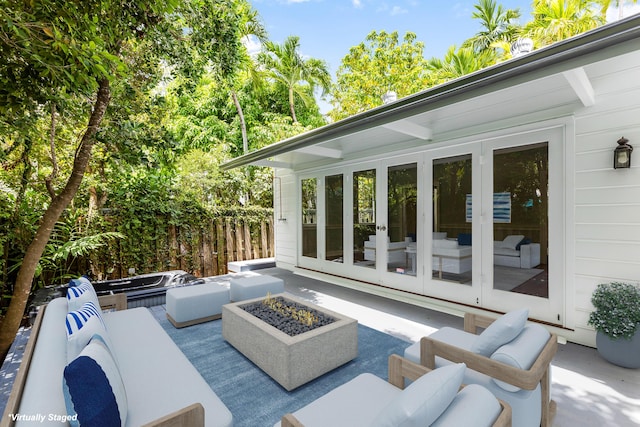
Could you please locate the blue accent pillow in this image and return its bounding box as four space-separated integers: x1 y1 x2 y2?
63 337 128 427
457 233 472 246
516 237 532 250
67 280 99 312
66 301 111 363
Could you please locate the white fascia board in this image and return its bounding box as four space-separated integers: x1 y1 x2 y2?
253 159 293 169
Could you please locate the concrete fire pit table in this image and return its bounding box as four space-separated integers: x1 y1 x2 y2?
222 293 358 391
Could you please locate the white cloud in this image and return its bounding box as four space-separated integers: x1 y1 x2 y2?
352 0 362 8
606 4 640 22
390 6 408 16
242 35 262 57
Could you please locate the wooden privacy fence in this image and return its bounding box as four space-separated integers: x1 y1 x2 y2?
96 217 274 280
168 217 274 277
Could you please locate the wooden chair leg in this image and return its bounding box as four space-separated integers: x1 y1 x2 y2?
540 367 551 427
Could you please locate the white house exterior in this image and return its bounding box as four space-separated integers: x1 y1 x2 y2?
223 15 640 347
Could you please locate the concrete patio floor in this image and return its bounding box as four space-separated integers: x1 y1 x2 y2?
258 267 640 427
1 266 638 426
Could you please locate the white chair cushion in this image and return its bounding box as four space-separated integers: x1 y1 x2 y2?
63 336 128 427
470 309 528 356
372 363 465 427
490 324 550 392
500 235 525 250
430 384 501 427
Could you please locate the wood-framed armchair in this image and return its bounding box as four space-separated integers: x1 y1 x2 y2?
279 354 512 427
406 312 557 427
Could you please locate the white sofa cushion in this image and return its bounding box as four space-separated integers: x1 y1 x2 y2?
433 232 447 240
372 363 465 427
65 301 111 363
63 336 128 427
493 246 520 257
470 308 528 356
433 239 458 249
500 235 525 250
103 307 233 427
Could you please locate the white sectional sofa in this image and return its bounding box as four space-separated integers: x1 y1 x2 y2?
432 233 541 271
432 239 472 276
363 236 412 265
493 235 541 269
1 287 233 427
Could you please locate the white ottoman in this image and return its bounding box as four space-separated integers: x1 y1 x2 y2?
166 283 230 328
229 275 285 301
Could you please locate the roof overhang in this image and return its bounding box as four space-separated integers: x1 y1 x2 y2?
221 14 640 172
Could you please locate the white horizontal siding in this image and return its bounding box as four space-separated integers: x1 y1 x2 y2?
571 60 640 346
274 170 298 266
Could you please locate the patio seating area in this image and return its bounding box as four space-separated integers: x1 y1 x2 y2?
1 267 639 426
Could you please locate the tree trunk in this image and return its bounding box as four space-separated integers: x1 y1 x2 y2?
231 90 248 154
0 78 111 359
288 86 298 123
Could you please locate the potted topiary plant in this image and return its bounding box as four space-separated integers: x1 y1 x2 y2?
588 282 640 368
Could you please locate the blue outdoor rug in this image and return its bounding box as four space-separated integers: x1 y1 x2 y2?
149 306 410 427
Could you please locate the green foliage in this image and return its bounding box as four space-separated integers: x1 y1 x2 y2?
258 35 331 123
329 31 431 121
524 0 605 45
588 282 640 340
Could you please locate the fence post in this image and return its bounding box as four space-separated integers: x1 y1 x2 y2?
234 218 244 261
216 219 226 275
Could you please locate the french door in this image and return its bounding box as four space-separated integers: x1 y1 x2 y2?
298 127 564 324
425 128 564 324
349 156 422 292
481 129 564 323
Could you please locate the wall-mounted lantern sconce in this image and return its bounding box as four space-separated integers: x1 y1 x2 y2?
614 137 633 169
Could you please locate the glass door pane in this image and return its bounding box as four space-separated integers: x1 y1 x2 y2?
353 169 376 269
432 156 473 283
325 174 344 262
301 178 317 258
492 143 548 297
387 163 417 275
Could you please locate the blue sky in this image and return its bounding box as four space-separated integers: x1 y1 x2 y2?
249 0 532 75
248 1 638 112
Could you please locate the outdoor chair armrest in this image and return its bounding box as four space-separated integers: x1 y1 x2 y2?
419 333 558 391
141 403 204 427
281 413 304 427
494 399 513 427
387 353 431 389
98 293 127 311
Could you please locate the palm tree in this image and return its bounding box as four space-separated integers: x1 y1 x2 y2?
524 0 605 46
258 36 331 123
465 0 522 55
427 46 495 84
